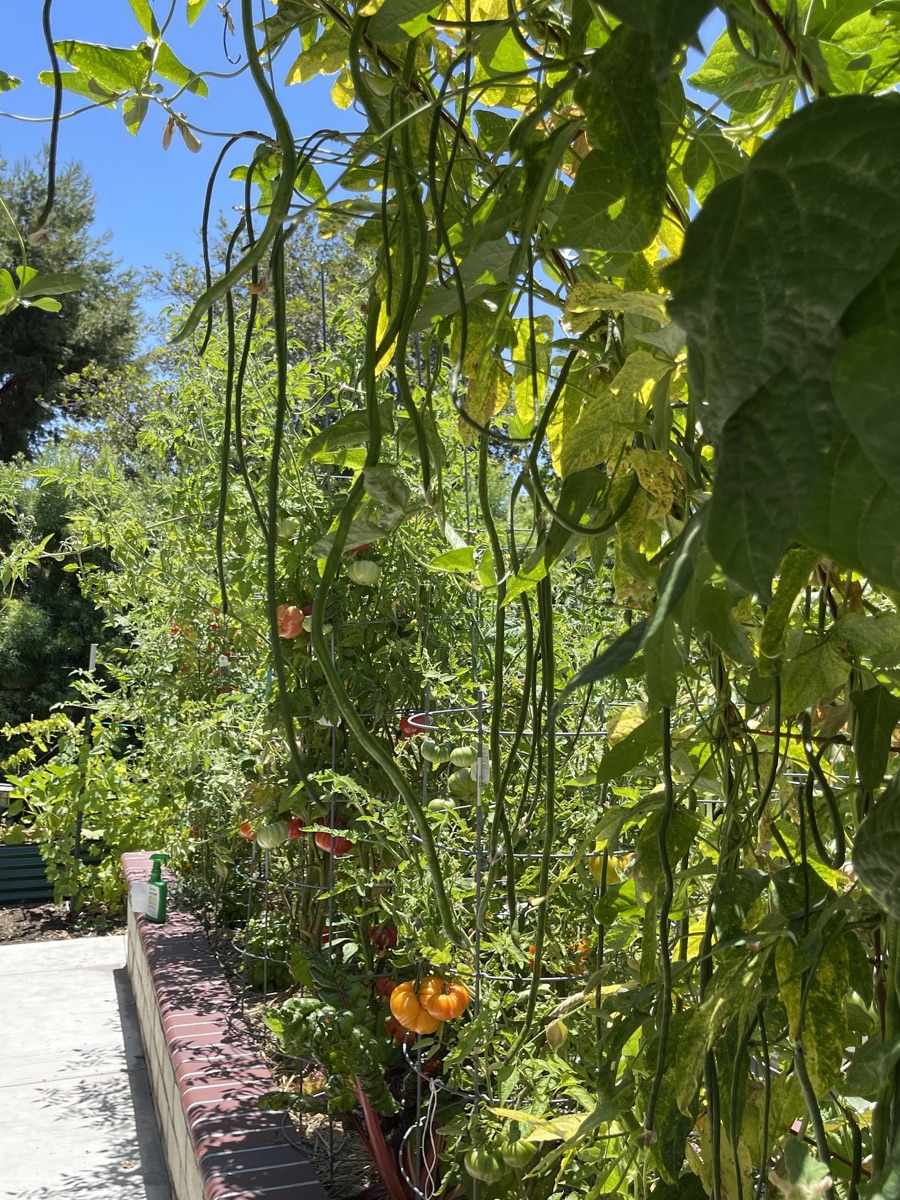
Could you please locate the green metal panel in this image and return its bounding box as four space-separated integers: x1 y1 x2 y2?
0 844 53 903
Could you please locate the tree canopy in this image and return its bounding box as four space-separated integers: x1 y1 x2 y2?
0 155 141 459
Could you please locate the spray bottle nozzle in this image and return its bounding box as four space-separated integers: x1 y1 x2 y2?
148 852 169 882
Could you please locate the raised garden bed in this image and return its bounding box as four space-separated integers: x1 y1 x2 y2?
122 851 329 1200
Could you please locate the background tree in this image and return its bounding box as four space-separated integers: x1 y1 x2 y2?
0 457 111 728
0 154 141 459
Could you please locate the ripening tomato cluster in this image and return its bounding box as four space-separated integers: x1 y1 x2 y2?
388 976 471 1035
236 814 353 857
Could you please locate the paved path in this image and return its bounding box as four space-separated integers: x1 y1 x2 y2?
0 935 171 1200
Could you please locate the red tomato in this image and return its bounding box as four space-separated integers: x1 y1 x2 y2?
386 1015 417 1046
370 924 398 951
277 604 304 639
170 625 180 634
375 976 397 997
239 820 255 840
399 714 426 738
287 816 304 839
314 831 353 856
345 542 371 554
188 824 200 840
210 622 219 631
313 817 353 856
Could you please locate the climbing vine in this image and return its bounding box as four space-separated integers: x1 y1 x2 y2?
7 0 900 1197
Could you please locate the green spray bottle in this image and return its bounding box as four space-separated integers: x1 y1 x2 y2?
146 853 169 923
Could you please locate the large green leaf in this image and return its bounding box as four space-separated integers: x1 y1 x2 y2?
644 1010 698 1180
53 40 151 93
128 0 160 37
38 69 119 104
0 269 18 315
150 42 208 96
15 269 85 298
853 772 900 916
600 0 716 78
807 0 880 40
675 959 758 1115
688 24 781 102
502 469 602 605
814 8 900 93
643 615 680 708
554 28 666 253
300 408 391 463
0 71 21 92
122 95 149 134
712 869 769 940
666 94 900 441
830 323 900 499
837 613 900 660
187 0 210 24
682 119 747 204
707 360 838 597
758 549 820 672
852 686 900 792
693 585 755 665
780 635 851 715
843 1033 900 1099
366 0 440 44
595 715 663 784
797 420 900 591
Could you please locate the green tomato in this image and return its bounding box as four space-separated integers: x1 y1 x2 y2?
500 1138 538 1169
420 738 446 765
464 1149 508 1184
448 768 477 799
450 744 478 768
256 820 289 849
347 559 381 586
276 516 301 539
428 798 456 814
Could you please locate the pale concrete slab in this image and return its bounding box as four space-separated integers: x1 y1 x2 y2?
0 934 172 1200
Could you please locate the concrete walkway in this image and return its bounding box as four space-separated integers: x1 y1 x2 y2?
0 934 172 1200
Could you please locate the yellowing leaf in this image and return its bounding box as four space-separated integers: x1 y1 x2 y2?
331 67 354 109
186 0 209 25
459 359 511 446
375 294 395 374
775 936 848 1096
485 1106 583 1142
285 24 347 82
607 701 646 744
563 281 668 333
557 351 668 477
624 447 676 517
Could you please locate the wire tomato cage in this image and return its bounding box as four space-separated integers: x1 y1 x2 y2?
178 443 646 1199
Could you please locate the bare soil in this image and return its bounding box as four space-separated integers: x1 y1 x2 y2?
0 901 125 944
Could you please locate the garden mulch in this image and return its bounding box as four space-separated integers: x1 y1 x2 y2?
0 900 124 944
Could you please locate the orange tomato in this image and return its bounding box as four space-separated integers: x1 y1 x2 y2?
389 981 442 1034
276 604 304 639
418 976 471 1021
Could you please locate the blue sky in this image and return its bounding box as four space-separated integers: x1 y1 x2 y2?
2 0 346 272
